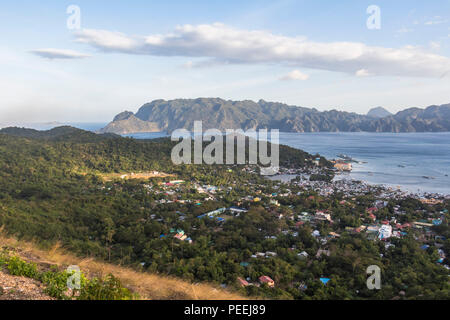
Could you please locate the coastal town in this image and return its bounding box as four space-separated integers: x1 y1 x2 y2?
99 159 449 295
2 0 450 305
1 127 448 300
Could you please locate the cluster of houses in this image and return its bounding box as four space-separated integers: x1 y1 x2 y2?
273 194 448 270
142 180 228 206
251 251 278 259
93 156 450 298
237 273 333 289
237 275 275 288
108 165 448 289
288 176 449 201
159 228 193 244
197 206 249 221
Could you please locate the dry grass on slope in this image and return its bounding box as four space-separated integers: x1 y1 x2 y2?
0 232 247 300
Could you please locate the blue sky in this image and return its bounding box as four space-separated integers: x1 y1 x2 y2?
1 0 450 123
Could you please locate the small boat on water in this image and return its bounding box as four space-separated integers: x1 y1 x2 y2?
337 154 353 161
422 176 435 180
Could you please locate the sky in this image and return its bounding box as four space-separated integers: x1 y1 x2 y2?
1 0 450 123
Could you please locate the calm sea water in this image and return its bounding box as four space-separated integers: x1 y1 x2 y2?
278 132 450 195
19 123 449 195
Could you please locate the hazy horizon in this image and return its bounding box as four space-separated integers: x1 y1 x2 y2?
0 98 445 127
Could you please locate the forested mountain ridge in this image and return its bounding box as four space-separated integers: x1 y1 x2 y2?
100 98 450 134
0 126 323 171
0 126 119 142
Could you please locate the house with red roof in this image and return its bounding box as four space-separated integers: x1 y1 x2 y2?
367 207 378 214
237 277 249 287
296 221 305 228
259 276 275 288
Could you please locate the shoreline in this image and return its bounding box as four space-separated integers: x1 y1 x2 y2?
268 172 450 200
3 125 448 196
117 130 450 197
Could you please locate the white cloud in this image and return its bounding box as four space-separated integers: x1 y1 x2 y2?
396 27 413 34
75 29 139 52
280 70 309 81
429 41 441 50
31 48 91 59
424 18 447 25
355 69 372 77
74 23 450 78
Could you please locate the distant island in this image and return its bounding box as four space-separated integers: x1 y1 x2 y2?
100 98 450 134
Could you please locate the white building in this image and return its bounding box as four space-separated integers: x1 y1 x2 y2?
378 225 392 240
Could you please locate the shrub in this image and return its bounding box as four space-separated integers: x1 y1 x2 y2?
0 252 7 267
0 254 137 300
6 256 38 278
40 270 73 300
78 274 136 300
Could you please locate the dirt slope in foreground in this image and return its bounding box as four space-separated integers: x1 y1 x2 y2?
0 270 54 300
0 233 247 300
